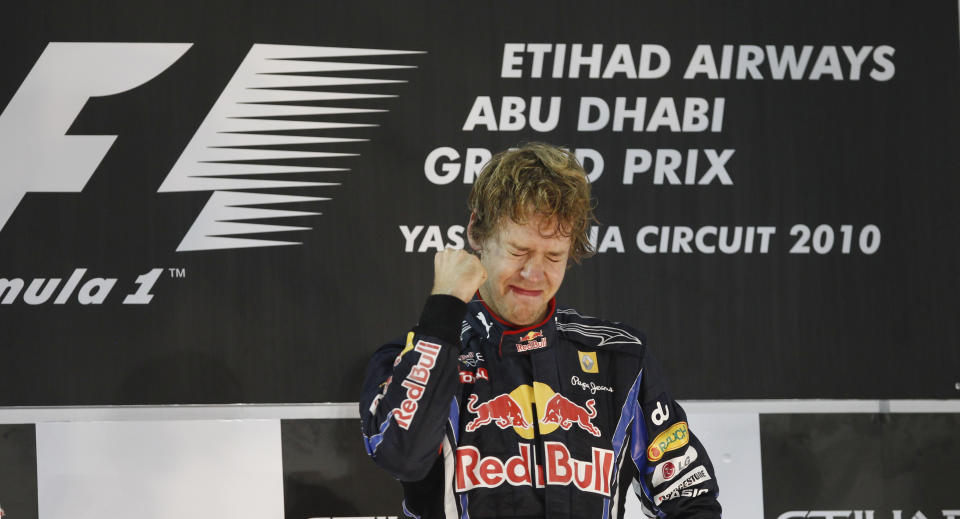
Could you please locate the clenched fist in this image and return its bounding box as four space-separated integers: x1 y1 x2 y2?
431 248 487 303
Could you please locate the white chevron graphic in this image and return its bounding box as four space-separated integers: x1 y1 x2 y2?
556 308 643 347
159 44 421 251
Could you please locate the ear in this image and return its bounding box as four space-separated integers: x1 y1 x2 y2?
466 212 482 253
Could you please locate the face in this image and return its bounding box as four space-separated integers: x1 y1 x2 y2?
470 212 571 327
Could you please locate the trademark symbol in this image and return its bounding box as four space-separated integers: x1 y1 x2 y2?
167 268 186 279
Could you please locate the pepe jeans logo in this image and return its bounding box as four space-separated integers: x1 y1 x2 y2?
0 42 419 251
570 375 613 394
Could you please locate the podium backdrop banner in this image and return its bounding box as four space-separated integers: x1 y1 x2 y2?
1 1 958 405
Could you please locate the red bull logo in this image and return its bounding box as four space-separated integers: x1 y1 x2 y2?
516 330 547 352
465 393 531 431
455 442 614 495
391 339 442 430
541 394 601 437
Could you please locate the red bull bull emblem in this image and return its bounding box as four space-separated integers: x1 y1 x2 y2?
465 393 531 431
465 384 603 439
516 330 547 352
541 394 601 437
456 442 614 495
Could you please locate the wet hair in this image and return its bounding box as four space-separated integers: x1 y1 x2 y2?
468 142 596 263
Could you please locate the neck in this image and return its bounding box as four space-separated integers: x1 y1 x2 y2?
477 285 514 326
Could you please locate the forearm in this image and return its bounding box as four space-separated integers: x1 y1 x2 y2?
360 295 466 481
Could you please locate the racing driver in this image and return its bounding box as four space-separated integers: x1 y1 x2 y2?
361 143 721 518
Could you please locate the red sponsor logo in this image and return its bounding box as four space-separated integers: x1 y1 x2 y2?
458 367 490 384
465 393 530 431
516 330 547 352
391 340 441 429
455 442 614 495
649 444 662 459
662 460 676 480
541 394 601 437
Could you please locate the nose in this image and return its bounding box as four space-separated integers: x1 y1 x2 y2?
520 256 545 283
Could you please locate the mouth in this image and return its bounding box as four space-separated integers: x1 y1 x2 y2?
509 286 543 297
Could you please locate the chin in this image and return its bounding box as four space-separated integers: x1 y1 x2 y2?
507 308 540 327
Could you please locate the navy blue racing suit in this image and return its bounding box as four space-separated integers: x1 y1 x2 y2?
360 294 721 518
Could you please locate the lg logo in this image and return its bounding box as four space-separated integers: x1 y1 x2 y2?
0 42 417 251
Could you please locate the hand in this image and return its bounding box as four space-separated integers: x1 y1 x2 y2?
431 248 487 303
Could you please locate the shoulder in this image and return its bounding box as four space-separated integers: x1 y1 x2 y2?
555 306 647 356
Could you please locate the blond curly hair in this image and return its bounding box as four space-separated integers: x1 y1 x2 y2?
468 142 596 263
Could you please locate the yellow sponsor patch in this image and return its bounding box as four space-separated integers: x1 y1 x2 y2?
578 350 598 373
577 350 600 373
646 421 689 461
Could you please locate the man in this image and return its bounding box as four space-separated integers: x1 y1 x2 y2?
361 143 721 518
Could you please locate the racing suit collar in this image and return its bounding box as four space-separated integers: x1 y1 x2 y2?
465 293 557 357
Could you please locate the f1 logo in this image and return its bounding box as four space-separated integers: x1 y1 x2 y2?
0 42 417 251
0 43 192 231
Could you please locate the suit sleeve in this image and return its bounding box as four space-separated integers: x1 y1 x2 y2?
359 294 465 481
631 349 722 518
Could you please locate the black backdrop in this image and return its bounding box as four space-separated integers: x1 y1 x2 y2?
1 0 958 405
